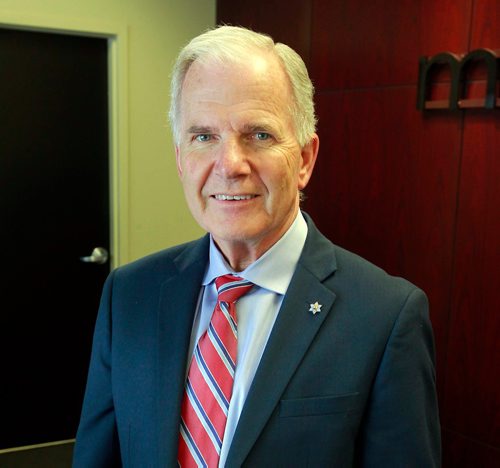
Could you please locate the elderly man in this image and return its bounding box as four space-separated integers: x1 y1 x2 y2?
73 26 440 467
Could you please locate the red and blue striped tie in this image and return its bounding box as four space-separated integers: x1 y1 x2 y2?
178 275 253 467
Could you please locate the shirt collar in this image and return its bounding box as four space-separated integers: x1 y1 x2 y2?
203 211 308 295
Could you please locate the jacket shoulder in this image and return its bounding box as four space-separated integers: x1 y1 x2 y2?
335 244 417 292
112 236 209 284
302 212 420 299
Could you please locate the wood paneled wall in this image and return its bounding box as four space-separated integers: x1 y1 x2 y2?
218 0 500 465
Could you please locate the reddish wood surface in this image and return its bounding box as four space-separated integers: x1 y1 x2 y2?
442 429 500 466
310 0 473 89
470 0 500 48
444 111 500 447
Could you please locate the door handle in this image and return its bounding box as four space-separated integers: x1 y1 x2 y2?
80 247 109 265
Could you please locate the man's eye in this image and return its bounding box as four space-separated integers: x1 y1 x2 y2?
195 134 211 142
254 132 271 141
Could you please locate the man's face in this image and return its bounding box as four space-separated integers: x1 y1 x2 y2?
175 53 317 259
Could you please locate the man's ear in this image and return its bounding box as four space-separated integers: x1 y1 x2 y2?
175 145 183 177
298 133 319 190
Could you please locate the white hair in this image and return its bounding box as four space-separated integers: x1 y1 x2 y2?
169 25 317 147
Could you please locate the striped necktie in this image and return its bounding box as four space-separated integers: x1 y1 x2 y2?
178 274 253 467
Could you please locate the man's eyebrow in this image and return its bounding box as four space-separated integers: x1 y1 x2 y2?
186 124 278 134
241 123 275 133
187 125 215 134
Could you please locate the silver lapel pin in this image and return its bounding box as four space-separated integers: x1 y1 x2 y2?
309 301 322 315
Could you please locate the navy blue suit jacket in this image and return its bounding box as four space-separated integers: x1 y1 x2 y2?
73 214 441 467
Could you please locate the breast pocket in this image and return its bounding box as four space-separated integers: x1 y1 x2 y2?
279 392 361 418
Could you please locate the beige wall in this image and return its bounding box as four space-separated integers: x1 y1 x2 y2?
0 0 213 264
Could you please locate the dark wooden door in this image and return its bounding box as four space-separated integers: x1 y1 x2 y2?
0 28 109 450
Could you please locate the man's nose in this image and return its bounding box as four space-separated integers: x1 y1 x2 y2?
214 140 251 178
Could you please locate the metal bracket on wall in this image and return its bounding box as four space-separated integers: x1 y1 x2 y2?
417 48 500 110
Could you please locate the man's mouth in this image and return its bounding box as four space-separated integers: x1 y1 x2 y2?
213 194 257 201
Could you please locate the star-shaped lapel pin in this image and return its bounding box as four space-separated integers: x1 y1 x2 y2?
309 301 322 315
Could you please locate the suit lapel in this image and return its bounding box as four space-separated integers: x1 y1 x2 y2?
227 215 338 466
155 236 209 466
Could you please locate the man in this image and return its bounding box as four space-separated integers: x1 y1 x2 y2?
73 26 440 467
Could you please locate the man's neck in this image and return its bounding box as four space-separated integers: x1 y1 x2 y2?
213 212 300 271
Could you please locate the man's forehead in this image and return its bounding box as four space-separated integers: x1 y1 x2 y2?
181 65 289 111
178 54 294 136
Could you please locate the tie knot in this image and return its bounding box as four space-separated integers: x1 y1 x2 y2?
215 274 253 303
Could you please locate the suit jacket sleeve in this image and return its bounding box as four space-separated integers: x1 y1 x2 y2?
355 287 441 467
73 271 122 467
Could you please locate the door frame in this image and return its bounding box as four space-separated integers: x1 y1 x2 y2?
0 12 130 269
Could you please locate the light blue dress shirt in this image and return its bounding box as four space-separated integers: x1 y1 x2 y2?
186 211 308 466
